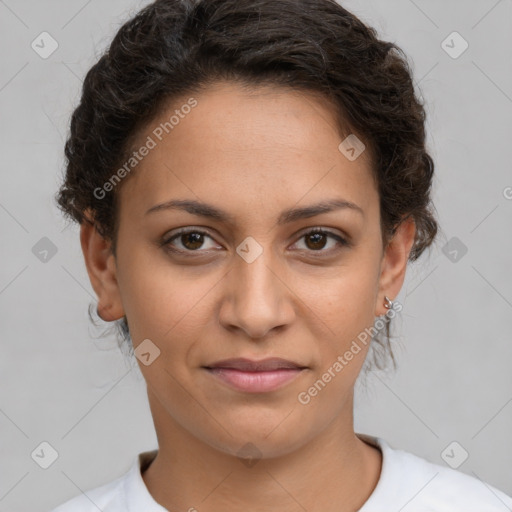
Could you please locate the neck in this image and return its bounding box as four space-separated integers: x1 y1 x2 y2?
142 390 382 512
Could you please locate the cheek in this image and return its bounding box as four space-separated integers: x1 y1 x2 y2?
117 226 381 352
313 259 380 333
117 244 183 338
115 245 218 345
302 260 381 386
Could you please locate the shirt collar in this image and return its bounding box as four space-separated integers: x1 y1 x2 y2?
123 449 167 511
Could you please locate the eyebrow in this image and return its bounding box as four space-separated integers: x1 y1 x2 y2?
145 198 364 224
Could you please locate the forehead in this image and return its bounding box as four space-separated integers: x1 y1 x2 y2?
118 81 377 223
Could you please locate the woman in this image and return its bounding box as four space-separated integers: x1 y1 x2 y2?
51 0 512 510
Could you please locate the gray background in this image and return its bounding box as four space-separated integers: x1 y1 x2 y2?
1 0 511 510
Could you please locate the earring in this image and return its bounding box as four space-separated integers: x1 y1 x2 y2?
383 296 393 309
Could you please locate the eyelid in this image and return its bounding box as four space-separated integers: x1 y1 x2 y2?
290 227 351 251
294 225 350 242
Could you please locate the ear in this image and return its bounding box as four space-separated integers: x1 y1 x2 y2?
375 216 416 317
80 209 125 321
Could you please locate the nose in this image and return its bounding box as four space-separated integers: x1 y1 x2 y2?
218 244 295 340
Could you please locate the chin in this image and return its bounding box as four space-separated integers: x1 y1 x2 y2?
198 413 317 461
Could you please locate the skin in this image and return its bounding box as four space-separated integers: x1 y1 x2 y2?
80 81 416 512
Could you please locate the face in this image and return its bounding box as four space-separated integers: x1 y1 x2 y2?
82 81 414 459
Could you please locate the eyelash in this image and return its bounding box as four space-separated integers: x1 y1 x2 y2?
161 227 350 256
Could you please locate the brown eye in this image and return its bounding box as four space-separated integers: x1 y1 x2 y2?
161 227 349 256
163 229 219 253
180 232 205 250
305 231 328 250
293 228 349 253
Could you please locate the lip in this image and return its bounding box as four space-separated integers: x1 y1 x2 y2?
203 358 307 393
205 357 306 371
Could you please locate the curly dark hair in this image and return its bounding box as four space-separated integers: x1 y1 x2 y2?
55 0 439 373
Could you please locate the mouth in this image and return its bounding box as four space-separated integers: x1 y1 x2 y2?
202 357 308 393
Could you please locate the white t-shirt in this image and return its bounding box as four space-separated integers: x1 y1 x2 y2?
49 433 512 511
